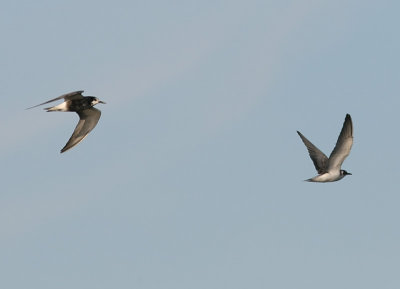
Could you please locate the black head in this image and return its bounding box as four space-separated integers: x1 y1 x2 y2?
88 97 106 106
340 170 352 176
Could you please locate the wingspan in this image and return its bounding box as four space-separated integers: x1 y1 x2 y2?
297 131 329 174
26 90 84 110
60 107 101 153
327 114 353 171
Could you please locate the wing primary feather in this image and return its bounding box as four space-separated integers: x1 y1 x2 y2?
297 131 329 174
26 90 84 110
327 114 353 171
60 107 101 153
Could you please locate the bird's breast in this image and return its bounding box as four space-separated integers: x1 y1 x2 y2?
311 171 343 182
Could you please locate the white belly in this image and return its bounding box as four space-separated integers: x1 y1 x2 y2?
308 172 343 182
46 101 68 112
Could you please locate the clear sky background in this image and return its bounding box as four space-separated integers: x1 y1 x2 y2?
1 1 399 288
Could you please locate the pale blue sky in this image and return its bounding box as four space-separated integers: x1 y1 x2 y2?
1 1 400 288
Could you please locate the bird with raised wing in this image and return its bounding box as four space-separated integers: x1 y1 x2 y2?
27 90 106 153
297 114 353 182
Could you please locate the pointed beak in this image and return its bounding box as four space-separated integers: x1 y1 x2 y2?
99 100 106 104
347 172 352 175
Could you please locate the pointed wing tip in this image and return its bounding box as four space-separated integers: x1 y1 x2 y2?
60 145 72 153
25 104 40 110
60 147 72 153
60 143 74 153
345 114 353 126
344 113 353 134
297 131 306 140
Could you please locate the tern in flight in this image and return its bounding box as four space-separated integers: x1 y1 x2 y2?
28 90 105 153
297 114 353 182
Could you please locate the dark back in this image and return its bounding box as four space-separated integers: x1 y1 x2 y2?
68 97 96 112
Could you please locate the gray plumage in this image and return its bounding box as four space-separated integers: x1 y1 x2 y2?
297 114 353 182
28 90 105 153
60 107 102 153
26 90 85 110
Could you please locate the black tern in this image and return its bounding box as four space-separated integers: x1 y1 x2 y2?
297 114 353 182
28 90 106 153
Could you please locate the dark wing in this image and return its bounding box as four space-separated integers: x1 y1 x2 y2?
297 131 329 174
26 90 84 110
327 114 353 171
60 107 101 153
